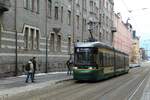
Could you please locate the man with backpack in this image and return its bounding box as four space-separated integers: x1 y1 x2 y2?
25 59 34 83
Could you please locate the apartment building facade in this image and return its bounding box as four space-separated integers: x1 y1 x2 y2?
113 13 132 57
0 0 114 77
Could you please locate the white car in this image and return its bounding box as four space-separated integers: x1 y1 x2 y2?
129 64 140 68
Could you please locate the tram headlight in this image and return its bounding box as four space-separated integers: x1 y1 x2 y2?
89 67 93 69
73 67 78 69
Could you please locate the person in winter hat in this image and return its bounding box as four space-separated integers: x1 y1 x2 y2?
25 59 34 83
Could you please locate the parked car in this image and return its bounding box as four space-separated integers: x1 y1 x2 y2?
129 64 140 68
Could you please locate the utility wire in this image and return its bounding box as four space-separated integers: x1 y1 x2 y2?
120 0 130 13
119 0 142 36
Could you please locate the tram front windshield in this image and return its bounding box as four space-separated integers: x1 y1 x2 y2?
75 47 97 65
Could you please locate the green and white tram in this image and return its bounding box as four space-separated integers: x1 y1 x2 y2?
73 42 129 81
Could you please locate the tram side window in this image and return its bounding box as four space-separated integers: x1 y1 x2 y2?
124 56 126 67
107 53 109 66
111 54 114 66
121 55 123 67
116 55 118 68
126 57 129 66
103 53 105 67
108 53 110 66
110 54 112 66
99 52 103 67
121 55 123 68
125 57 127 67
119 55 121 68
105 53 107 67
109 54 112 66
106 53 109 66
119 55 122 68
122 55 124 67
116 54 119 68
106 53 109 67
103 53 106 67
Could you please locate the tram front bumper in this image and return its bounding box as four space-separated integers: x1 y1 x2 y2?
73 69 103 81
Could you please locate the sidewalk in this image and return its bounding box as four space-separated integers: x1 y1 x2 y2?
0 72 73 99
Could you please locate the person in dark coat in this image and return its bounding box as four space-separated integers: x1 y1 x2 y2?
32 57 37 80
25 60 34 83
66 54 73 75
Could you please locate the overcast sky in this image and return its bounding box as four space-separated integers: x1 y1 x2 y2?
114 0 150 39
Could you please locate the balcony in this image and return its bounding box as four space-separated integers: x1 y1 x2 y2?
0 0 10 12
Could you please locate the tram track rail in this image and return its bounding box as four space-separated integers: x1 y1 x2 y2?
10 66 150 100
127 68 150 100
38 67 148 100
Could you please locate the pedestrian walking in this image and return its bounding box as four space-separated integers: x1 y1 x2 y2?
66 54 74 75
31 57 37 80
25 59 34 83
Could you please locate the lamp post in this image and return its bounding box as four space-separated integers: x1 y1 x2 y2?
14 0 18 76
45 0 48 73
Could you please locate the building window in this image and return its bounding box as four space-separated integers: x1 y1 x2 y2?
68 37 71 54
61 6 63 23
83 0 86 9
24 27 29 49
50 34 55 52
35 30 39 49
68 10 71 25
48 0 52 17
57 35 61 52
24 0 32 10
30 29 34 49
55 6 59 20
32 0 34 11
36 0 40 13
24 0 28 8
90 0 93 12
24 26 40 50
76 0 79 5
69 0 72 6
99 14 102 27
24 0 39 13
28 0 32 10
76 15 79 29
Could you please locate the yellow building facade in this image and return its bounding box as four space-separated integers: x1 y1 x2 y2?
131 37 141 64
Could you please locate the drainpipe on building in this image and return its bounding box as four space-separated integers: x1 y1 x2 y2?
0 23 1 48
81 0 84 42
45 0 48 73
72 0 75 60
72 0 75 44
14 0 18 76
98 0 100 42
